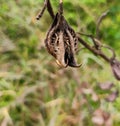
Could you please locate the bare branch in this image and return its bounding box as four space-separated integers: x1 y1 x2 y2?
59 0 63 14
77 32 102 50
36 0 55 20
36 0 48 20
77 36 110 62
96 10 109 39
77 32 116 61
47 0 55 19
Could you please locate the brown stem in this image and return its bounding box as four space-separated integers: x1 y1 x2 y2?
78 36 110 62
36 0 55 20
77 32 102 50
59 0 63 14
36 0 47 20
47 0 55 19
96 10 109 39
77 32 116 63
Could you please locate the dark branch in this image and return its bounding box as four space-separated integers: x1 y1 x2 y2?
96 10 109 39
47 0 55 19
77 32 116 62
36 0 47 20
77 36 110 62
59 0 63 14
36 0 54 20
77 32 102 50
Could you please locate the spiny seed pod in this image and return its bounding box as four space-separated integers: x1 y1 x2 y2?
45 12 81 67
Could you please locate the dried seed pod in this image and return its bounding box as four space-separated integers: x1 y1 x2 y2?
45 12 81 67
110 59 120 80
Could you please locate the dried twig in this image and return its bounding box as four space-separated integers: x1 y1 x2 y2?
77 36 110 62
36 0 54 20
77 32 116 62
77 32 102 50
47 0 55 19
59 0 63 14
36 0 47 20
96 10 109 39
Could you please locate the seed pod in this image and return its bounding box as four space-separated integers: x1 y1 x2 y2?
45 12 81 67
110 59 120 80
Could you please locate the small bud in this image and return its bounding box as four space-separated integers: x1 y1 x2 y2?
110 59 120 80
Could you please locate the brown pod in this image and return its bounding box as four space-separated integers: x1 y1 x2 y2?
110 59 120 80
45 12 81 67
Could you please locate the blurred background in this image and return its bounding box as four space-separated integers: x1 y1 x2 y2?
0 0 120 126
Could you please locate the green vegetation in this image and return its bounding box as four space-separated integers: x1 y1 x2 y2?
0 0 120 125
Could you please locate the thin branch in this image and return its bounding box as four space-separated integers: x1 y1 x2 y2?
36 0 55 20
47 0 55 19
59 0 63 14
36 0 47 20
96 10 109 39
77 36 110 62
77 32 116 61
77 32 102 50
36 0 64 20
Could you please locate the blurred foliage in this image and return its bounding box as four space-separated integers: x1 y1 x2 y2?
0 0 120 126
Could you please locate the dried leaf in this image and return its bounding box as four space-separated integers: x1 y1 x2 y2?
105 117 113 126
98 82 114 90
92 109 104 125
106 90 119 102
92 116 104 125
92 109 111 126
